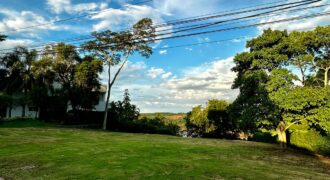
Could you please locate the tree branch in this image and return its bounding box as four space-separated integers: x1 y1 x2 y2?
285 120 302 130
109 52 130 89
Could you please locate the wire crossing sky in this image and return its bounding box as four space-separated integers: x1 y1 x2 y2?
0 0 329 112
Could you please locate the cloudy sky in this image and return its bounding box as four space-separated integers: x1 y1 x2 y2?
1 0 330 112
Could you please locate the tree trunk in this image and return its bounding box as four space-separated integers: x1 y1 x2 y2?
300 68 305 86
8 105 12 118
103 62 111 130
22 104 26 117
324 67 329 87
103 54 130 130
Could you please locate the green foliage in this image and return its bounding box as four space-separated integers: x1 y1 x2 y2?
290 127 330 156
187 105 208 134
134 116 180 135
42 43 103 112
230 70 278 132
206 100 230 135
107 89 140 129
106 90 179 135
232 26 330 134
0 92 11 108
186 99 232 137
81 18 156 130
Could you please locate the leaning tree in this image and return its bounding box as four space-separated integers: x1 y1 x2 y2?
82 18 155 130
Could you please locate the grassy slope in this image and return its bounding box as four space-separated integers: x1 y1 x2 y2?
0 121 330 179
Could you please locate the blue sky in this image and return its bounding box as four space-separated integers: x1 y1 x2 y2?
0 0 329 112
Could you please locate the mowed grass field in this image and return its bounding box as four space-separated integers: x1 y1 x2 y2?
1 120 330 179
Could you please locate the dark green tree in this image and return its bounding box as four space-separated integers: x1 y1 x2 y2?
107 89 139 129
207 99 230 136
230 29 288 133
0 46 37 117
43 43 103 115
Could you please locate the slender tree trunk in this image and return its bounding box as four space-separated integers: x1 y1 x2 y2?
297 61 306 86
300 68 305 86
8 105 12 118
103 54 130 130
22 88 27 117
324 67 329 87
103 61 111 130
22 104 26 117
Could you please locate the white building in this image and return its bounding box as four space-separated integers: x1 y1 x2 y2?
4 85 107 118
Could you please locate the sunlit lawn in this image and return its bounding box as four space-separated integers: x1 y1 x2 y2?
0 120 330 179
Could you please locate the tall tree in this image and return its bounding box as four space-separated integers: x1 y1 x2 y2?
206 99 230 136
74 56 103 110
44 44 103 114
313 26 330 87
230 29 289 133
0 46 37 117
266 69 330 136
284 31 314 85
82 18 155 130
48 43 80 114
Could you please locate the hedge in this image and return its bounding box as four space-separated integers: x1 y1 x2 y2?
290 129 330 156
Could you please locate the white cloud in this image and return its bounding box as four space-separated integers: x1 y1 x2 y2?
146 67 165 79
0 8 59 36
100 61 147 84
198 37 211 43
258 2 330 32
0 39 33 50
47 0 108 14
91 4 165 32
159 50 167 55
161 57 238 102
152 0 221 17
161 72 172 79
99 57 239 113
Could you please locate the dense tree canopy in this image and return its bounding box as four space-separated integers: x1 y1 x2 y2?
230 26 330 139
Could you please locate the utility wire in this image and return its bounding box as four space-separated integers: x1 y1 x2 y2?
154 0 320 37
1 11 328 56
154 11 330 41
0 0 322 52
154 0 320 28
0 0 153 34
155 2 330 34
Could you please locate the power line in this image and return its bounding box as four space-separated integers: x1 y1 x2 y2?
154 11 330 41
155 2 330 34
0 0 322 53
1 11 328 56
0 0 153 34
154 26 319 50
155 0 320 37
154 0 320 28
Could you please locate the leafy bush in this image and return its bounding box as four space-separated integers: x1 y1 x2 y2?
106 90 180 135
133 116 180 135
185 100 233 138
290 129 330 156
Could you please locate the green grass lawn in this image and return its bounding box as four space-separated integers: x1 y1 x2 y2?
1 120 330 179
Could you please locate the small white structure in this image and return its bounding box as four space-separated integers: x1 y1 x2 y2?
5 85 107 118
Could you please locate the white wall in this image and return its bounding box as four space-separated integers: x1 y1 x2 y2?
6 105 38 118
